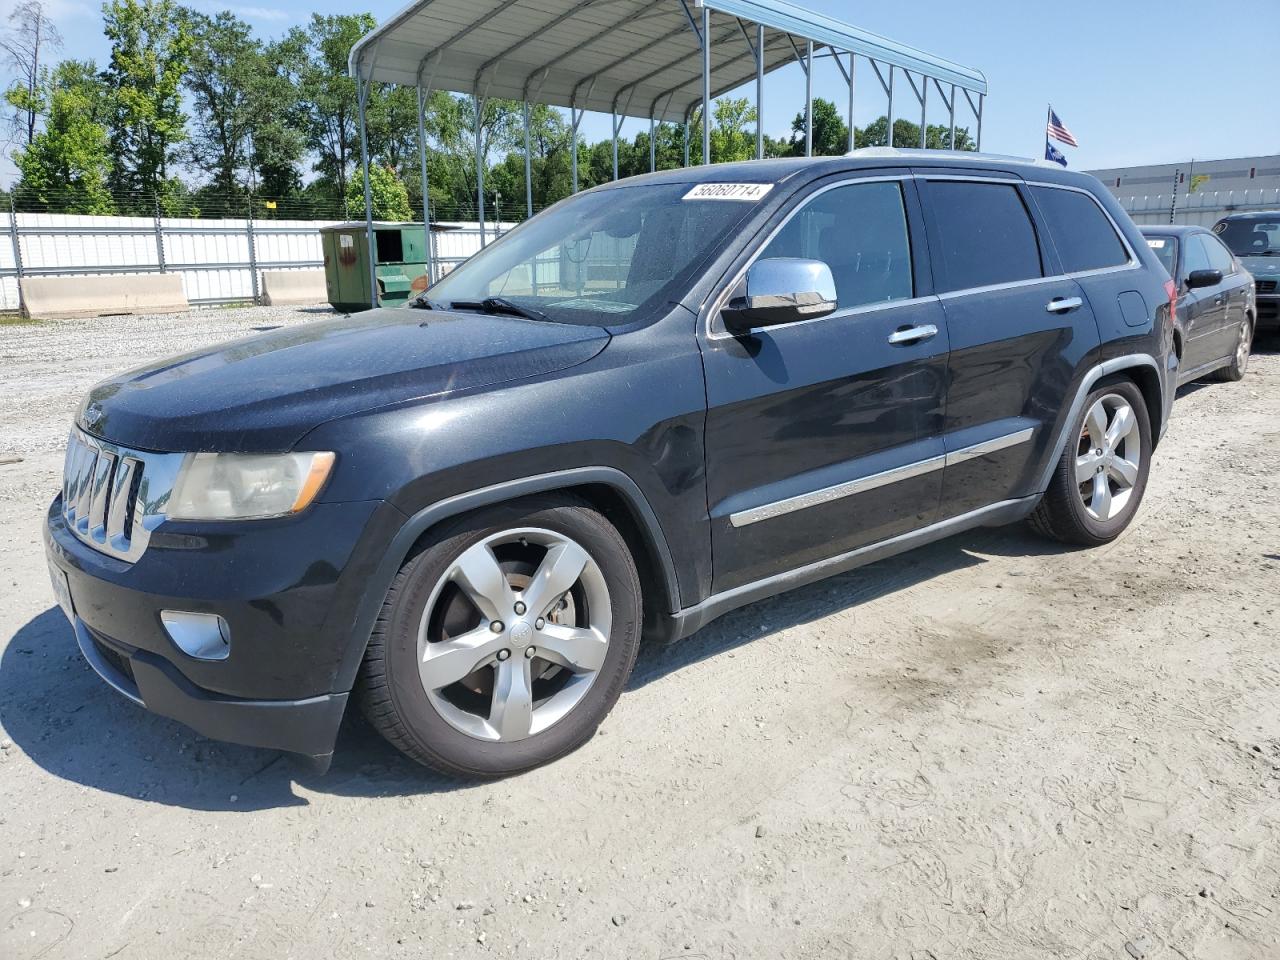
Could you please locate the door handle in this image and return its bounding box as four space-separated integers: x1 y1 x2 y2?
1046 296 1083 313
887 323 939 345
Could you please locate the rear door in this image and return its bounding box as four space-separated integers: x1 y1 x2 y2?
916 173 1101 519
700 173 948 593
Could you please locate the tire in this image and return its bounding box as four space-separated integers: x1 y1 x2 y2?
356 495 642 778
1210 315 1253 382
1029 378 1152 546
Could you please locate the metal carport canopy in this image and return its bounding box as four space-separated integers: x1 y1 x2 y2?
348 0 987 122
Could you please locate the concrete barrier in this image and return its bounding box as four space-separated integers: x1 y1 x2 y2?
20 273 188 320
262 269 328 306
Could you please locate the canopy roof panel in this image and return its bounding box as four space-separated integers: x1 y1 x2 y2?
350 0 986 123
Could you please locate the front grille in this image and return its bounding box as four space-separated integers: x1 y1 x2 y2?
1256 279 1276 294
1259 300 1278 322
60 430 185 563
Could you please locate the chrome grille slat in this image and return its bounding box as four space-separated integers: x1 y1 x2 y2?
59 429 185 564
106 458 138 541
88 450 117 538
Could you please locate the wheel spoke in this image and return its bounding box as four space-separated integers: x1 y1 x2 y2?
1105 404 1135 447
521 540 589 618
489 657 534 740
450 541 514 622
419 627 503 691
1090 473 1113 520
1075 451 1103 485
1085 401 1108 446
1108 455 1138 488
537 623 609 673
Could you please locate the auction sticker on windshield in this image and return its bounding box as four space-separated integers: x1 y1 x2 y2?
683 183 774 201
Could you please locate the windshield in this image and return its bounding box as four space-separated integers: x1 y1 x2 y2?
1214 218 1280 257
422 182 764 324
1144 235 1177 276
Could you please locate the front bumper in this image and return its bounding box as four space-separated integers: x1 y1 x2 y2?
1257 294 1278 329
44 494 402 765
72 616 347 762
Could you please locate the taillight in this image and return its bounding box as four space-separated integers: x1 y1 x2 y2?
1164 278 1177 329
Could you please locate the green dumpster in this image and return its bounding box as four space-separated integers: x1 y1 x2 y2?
320 221 434 312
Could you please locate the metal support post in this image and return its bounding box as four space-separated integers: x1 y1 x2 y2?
356 75 378 308
418 85 434 282
244 202 259 304
700 5 711 165
886 65 895 147
948 83 956 149
474 93 487 247
755 23 765 159
570 102 583 193
805 40 813 157
649 116 656 172
976 94 984 151
522 100 533 220
9 194 24 313
153 199 166 273
847 53 856 152
920 74 928 148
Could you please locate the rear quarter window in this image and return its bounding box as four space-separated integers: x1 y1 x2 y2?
1030 186 1131 273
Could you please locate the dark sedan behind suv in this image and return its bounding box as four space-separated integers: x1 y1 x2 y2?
1213 211 1280 332
45 150 1175 778
1141 224 1256 384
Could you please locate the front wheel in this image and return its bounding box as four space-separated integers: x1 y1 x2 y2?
357 496 642 778
1029 378 1152 546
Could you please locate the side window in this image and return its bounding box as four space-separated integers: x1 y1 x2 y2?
1203 235 1235 274
1030 186 1131 273
758 181 913 310
1182 235 1212 278
926 181 1043 292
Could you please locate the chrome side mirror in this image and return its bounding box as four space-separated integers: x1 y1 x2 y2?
721 258 838 332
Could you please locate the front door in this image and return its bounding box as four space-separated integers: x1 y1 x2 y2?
700 175 948 594
1179 233 1229 371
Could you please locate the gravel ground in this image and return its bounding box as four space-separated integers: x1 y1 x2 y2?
1 306 1279 960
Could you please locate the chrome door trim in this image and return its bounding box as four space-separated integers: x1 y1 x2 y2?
1046 296 1083 313
729 454 945 528
728 426 1035 528
945 427 1035 465
887 323 939 344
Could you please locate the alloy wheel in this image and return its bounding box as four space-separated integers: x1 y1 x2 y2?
417 527 611 742
1075 394 1142 522
1236 319 1252 373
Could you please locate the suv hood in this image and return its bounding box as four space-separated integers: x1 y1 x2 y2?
80 308 609 452
1240 255 1280 280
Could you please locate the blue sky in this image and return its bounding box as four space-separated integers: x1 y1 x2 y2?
4 0 1279 185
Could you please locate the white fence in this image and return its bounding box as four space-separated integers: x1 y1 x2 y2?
1117 188 1280 227
0 213 500 313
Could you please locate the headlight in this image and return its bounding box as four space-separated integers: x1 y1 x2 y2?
167 451 335 521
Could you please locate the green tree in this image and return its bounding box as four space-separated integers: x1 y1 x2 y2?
855 115 975 150
280 13 374 201
183 11 263 195
12 60 114 213
787 97 849 156
101 0 193 208
346 162 412 220
1 0 62 145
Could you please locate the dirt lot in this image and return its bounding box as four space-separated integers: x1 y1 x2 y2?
1 307 1278 960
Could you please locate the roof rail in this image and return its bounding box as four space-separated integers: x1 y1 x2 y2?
845 147 1067 169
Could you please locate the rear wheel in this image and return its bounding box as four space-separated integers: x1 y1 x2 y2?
1211 315 1253 382
1029 379 1152 545
357 496 642 778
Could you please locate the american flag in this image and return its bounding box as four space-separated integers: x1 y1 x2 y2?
1047 107 1078 147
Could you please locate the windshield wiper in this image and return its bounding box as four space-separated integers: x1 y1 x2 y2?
447 297 552 323
408 295 442 309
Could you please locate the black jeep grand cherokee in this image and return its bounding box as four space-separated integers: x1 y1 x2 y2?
45 151 1176 777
